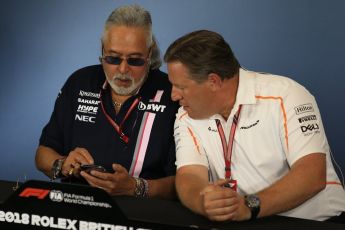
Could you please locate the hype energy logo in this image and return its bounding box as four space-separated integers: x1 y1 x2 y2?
294 103 314 115
138 101 166 113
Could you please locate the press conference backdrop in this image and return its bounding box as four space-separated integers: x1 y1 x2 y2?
0 0 344 182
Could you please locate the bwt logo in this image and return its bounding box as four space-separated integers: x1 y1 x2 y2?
294 103 314 115
19 188 50 199
138 101 166 112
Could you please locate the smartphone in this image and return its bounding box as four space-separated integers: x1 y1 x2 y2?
80 164 106 173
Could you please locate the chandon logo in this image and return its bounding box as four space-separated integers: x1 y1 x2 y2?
138 101 166 112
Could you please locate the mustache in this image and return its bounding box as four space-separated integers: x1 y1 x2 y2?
113 73 132 81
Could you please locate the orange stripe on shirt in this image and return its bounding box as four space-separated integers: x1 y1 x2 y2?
255 96 289 152
326 181 343 186
187 127 201 154
179 112 188 120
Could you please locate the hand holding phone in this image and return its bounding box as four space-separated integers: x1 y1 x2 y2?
80 164 106 173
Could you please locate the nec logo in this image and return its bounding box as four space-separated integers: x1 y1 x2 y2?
75 114 96 123
19 188 50 199
294 103 314 115
138 101 166 112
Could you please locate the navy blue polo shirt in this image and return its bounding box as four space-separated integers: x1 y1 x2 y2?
39 65 178 180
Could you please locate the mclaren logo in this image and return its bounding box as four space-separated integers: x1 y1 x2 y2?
138 101 166 112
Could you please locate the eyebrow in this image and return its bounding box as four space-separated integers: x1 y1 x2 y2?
107 50 144 57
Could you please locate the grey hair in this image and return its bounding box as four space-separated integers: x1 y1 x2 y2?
102 4 161 69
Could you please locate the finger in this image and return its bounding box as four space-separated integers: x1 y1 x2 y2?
214 179 230 187
65 151 86 166
112 164 128 174
204 202 239 222
68 168 74 177
81 170 114 186
61 162 74 177
200 184 218 195
81 171 103 185
74 147 94 164
90 170 111 180
205 200 239 214
208 212 235 222
81 171 114 194
81 172 106 190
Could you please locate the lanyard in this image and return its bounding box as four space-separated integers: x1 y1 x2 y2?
99 86 140 144
215 105 242 180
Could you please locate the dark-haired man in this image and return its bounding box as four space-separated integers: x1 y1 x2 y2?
164 29 345 222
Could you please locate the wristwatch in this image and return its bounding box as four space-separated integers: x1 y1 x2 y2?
244 194 261 220
51 158 66 180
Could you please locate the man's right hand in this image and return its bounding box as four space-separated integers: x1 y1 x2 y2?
61 147 94 177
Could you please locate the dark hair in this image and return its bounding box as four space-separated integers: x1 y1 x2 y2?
164 30 240 82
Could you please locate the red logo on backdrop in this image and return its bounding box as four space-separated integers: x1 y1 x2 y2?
19 187 50 199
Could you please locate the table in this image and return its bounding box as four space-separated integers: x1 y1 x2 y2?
0 180 343 230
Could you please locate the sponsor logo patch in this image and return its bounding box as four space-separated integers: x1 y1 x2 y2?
300 123 320 136
240 120 260 130
300 123 319 132
138 101 166 113
294 103 314 115
208 127 218 132
79 90 100 98
75 114 96 123
298 115 317 123
77 105 98 115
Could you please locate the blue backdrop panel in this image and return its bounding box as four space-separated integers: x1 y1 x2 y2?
0 0 344 182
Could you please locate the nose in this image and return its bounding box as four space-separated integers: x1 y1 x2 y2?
118 58 130 74
171 86 182 101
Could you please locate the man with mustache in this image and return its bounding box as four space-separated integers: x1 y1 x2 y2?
35 4 178 199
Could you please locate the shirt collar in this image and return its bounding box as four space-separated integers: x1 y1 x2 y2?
210 68 257 121
235 68 257 106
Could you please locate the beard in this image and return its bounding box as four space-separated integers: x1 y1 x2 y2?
106 72 147 96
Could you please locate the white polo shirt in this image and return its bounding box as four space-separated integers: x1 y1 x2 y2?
174 68 345 221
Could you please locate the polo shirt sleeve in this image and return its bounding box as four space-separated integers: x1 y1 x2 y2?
281 82 329 166
39 77 74 155
174 108 208 169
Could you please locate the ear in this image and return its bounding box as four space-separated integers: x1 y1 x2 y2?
207 73 223 91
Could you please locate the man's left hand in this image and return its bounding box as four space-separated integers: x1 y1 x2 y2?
200 179 251 221
80 163 136 196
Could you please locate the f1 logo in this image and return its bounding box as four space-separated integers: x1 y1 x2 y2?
19 187 50 199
